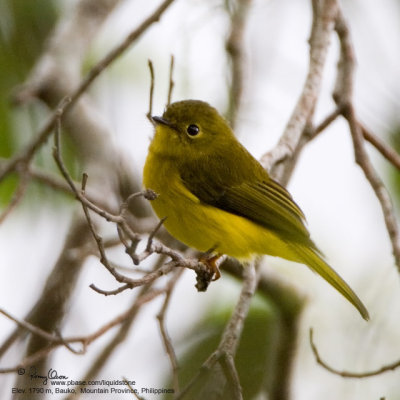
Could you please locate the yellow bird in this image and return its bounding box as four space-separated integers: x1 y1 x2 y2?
143 99 369 320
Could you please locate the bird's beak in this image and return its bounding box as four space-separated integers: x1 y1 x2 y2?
151 116 171 126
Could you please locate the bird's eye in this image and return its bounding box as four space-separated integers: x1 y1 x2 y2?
186 124 200 137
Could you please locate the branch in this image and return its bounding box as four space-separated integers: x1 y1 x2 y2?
217 262 259 357
260 0 339 184
304 107 342 141
62 277 164 396
0 0 176 183
0 286 165 374
0 166 29 224
0 309 61 346
332 6 400 272
306 106 400 171
361 123 400 171
177 261 260 399
167 55 175 106
225 0 252 128
310 328 400 378
52 115 216 295
146 60 155 124
7 2 179 386
156 269 184 393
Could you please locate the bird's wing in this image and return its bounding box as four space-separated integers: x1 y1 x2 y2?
180 155 315 249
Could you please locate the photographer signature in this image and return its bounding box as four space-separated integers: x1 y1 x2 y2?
29 367 68 385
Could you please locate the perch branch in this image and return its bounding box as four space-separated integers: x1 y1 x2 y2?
52 115 216 294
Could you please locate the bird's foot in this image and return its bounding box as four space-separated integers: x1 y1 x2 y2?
195 249 222 292
199 253 222 281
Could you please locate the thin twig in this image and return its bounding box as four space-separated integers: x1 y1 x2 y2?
52 120 183 293
52 128 127 224
309 328 400 378
0 344 59 374
361 123 400 171
0 168 29 224
29 166 77 195
225 0 252 128
118 191 157 263
260 0 339 184
62 280 163 398
52 116 180 291
123 377 147 400
54 329 84 355
0 0 176 183
146 217 167 252
305 107 342 141
156 269 184 393
0 309 60 345
89 283 133 296
0 287 166 374
346 107 400 271
167 55 175 106
147 60 155 124
333 6 400 272
0 328 20 359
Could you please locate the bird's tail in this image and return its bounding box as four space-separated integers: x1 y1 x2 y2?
291 245 369 321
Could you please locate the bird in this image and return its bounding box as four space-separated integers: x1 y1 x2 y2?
143 99 369 320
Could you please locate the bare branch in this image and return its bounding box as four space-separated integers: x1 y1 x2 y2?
333 6 400 272
156 269 184 393
63 282 161 396
177 261 260 399
345 108 400 271
0 168 29 224
260 0 339 184
0 345 58 374
0 286 166 374
310 328 400 378
225 0 252 128
217 261 259 357
361 123 400 171
147 60 155 124
0 309 60 345
123 377 147 400
167 55 175 106
305 107 342 141
0 0 176 183
89 283 133 296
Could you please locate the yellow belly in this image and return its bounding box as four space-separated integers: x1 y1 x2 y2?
143 152 292 260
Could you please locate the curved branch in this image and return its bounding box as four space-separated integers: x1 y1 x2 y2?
310 328 400 378
333 6 400 272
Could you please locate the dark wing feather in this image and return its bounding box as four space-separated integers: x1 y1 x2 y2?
180 150 316 249
215 181 313 246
